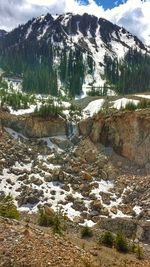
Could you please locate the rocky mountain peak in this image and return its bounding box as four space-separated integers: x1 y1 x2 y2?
0 12 149 97
2 12 147 52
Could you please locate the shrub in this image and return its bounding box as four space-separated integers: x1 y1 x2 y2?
0 89 36 111
115 233 129 253
69 104 78 111
137 98 150 109
130 242 137 253
81 225 93 238
0 194 19 220
34 103 63 118
99 231 114 248
52 213 64 235
135 244 144 260
38 210 54 227
124 101 137 111
38 209 64 235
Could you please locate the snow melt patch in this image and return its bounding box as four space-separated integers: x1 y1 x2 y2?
38 137 63 152
5 128 28 140
80 219 96 228
9 105 36 115
133 205 142 215
90 180 114 200
60 202 81 220
112 98 139 110
135 94 150 99
83 99 105 117
14 161 33 172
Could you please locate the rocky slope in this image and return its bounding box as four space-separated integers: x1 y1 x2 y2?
0 110 150 245
0 216 93 267
1 216 150 267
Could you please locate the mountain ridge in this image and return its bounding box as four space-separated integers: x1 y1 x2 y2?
0 13 150 97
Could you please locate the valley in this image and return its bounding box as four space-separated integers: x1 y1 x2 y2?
0 101 150 266
0 10 150 267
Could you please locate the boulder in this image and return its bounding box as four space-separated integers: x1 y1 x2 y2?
80 171 92 181
30 176 43 185
44 174 52 182
110 206 118 214
91 200 102 211
16 187 44 206
74 138 99 163
52 169 65 182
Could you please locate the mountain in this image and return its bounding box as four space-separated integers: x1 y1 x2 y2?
0 13 150 97
0 30 7 39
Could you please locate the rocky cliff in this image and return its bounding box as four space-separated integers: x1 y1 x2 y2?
79 109 150 166
0 111 66 138
1 108 150 165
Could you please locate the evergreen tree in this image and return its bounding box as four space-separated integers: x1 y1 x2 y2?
0 194 20 220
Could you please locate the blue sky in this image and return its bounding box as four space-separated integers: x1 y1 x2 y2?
79 0 127 9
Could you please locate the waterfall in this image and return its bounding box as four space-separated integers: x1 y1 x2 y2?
67 120 78 139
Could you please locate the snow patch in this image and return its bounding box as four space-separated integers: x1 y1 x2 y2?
80 219 96 227
112 98 139 110
9 105 36 115
5 128 28 140
133 205 142 215
135 94 150 99
83 99 105 117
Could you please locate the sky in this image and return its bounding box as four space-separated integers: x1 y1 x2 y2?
0 0 150 45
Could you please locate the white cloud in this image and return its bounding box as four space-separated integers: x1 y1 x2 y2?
27 0 105 16
105 0 150 45
0 0 150 45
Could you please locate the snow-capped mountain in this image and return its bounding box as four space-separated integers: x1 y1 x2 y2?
1 13 146 52
0 13 149 96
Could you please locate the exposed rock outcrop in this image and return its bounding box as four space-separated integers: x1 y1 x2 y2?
98 217 150 244
79 109 150 166
0 111 66 138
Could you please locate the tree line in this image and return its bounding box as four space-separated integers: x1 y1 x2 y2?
104 49 150 94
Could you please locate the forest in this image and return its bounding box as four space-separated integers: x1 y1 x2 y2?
0 42 150 97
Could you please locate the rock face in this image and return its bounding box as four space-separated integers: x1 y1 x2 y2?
0 111 66 138
79 109 150 166
99 217 150 244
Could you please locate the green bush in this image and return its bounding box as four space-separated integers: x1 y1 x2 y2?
34 103 63 118
99 231 114 248
124 101 137 111
135 244 144 260
81 225 93 238
52 213 64 235
115 233 129 253
38 210 54 227
137 98 150 109
0 194 19 220
38 209 64 235
0 90 35 111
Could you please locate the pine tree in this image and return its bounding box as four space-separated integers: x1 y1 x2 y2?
0 194 20 220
